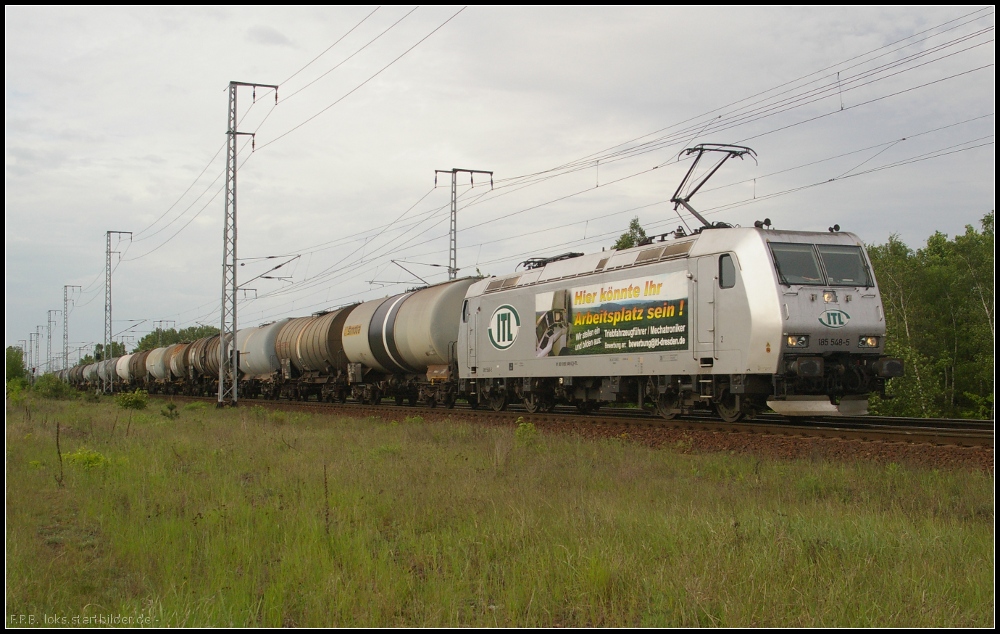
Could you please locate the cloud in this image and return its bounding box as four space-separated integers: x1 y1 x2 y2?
247 25 294 47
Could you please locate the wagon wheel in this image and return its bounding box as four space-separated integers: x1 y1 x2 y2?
489 391 508 412
408 394 418 407
444 393 456 409
427 394 438 408
467 394 479 410
576 401 600 414
369 388 382 406
337 390 348 404
395 395 405 407
715 387 743 423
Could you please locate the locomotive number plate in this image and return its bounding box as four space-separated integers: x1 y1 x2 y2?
817 338 851 347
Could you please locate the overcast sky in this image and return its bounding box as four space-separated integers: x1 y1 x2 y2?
5 6 995 369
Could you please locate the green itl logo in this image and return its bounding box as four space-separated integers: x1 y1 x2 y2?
488 304 520 350
819 309 850 329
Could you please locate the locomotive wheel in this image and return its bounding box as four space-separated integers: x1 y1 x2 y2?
522 393 541 414
656 392 679 420
523 393 554 414
488 392 508 412
715 388 743 422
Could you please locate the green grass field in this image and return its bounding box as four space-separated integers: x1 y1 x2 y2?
5 395 994 627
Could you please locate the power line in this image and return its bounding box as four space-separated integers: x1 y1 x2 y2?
280 6 383 85
256 7 468 151
280 7 418 102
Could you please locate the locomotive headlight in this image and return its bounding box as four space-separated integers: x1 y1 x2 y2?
786 335 809 348
823 290 838 303
858 335 880 348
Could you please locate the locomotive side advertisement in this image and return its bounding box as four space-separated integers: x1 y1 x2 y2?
534 271 689 357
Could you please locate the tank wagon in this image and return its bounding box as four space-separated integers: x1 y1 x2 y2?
274 307 356 402
340 277 478 406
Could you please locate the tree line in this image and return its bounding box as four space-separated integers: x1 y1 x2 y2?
867 212 993 419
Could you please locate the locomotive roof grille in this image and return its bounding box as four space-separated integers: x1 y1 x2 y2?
482 239 695 294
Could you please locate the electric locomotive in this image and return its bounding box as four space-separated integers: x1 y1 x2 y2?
455 145 903 419
456 224 903 419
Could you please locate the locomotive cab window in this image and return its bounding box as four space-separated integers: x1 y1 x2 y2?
719 254 736 289
769 243 824 285
817 245 872 287
462 299 470 323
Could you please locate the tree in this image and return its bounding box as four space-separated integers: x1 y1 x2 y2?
93 342 127 361
612 217 648 250
6 345 28 382
868 212 994 419
135 325 218 352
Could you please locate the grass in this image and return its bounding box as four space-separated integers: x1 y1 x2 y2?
5 395 994 627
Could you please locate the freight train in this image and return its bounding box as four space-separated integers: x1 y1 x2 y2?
58 145 904 420
60 223 903 420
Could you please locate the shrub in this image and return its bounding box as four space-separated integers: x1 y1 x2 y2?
6 377 30 406
115 389 148 410
32 374 77 400
515 418 538 447
65 447 108 469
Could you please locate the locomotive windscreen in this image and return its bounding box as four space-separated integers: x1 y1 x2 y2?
816 245 872 286
769 243 871 287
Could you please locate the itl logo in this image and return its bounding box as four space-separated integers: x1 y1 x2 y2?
488 304 520 350
819 309 851 328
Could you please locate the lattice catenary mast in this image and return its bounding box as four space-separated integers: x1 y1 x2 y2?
219 81 278 407
434 168 493 280
64 285 80 371
105 231 131 392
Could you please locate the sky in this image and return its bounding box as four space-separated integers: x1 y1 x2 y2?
5 6 995 371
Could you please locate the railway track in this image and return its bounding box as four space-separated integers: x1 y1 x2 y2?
165 395 993 448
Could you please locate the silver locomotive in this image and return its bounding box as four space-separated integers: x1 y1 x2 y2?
457 225 903 419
